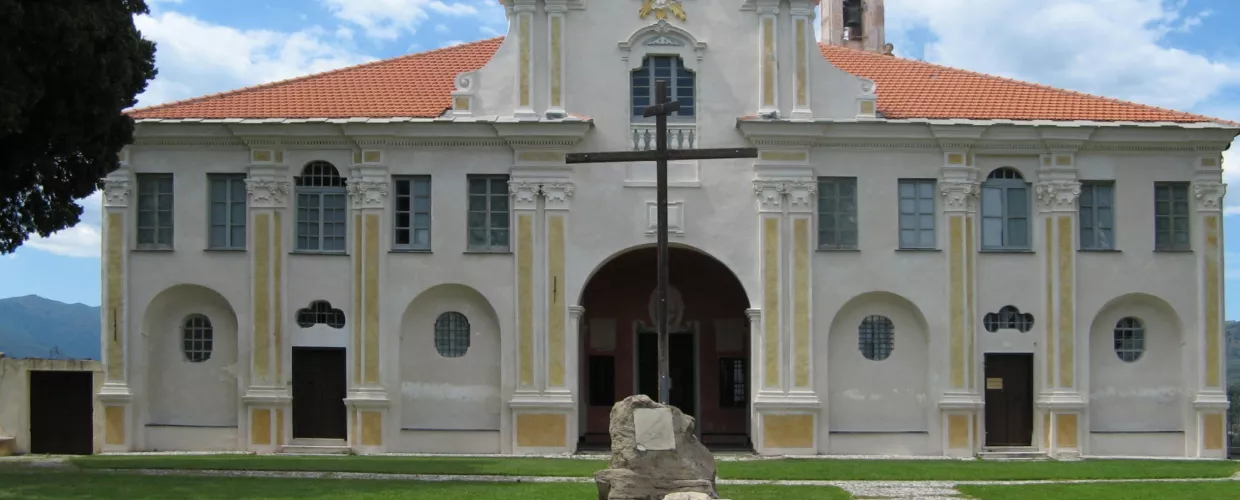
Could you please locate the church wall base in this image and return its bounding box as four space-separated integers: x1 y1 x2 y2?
826 432 937 456
396 430 502 454
144 426 240 452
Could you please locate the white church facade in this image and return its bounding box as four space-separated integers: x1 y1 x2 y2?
97 0 1236 458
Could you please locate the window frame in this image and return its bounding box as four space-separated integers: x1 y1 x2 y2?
1153 181 1191 252
206 173 248 250
897 178 938 249
631 54 696 121
1113 316 1146 363
858 315 895 361
980 168 1032 251
136 173 175 250
392 175 432 252
465 174 512 253
433 311 471 358
294 161 348 254
817 176 859 250
181 314 214 363
1078 181 1115 251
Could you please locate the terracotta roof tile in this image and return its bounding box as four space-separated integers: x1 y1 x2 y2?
129 37 1230 125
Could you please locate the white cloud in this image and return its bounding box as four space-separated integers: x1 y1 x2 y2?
132 11 375 108
24 191 102 259
321 0 483 41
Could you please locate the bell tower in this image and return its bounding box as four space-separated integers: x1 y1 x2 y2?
821 0 889 54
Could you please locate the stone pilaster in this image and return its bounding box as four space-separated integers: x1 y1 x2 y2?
751 173 819 456
756 0 780 115
99 156 133 452
789 1 816 120
938 152 982 457
1190 155 1229 458
545 0 568 117
1033 154 1085 458
512 0 537 120
242 149 291 453
344 151 391 454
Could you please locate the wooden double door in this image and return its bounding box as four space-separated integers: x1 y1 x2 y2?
29 371 94 455
983 354 1034 447
291 347 347 440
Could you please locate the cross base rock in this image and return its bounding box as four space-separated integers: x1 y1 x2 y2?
594 395 720 500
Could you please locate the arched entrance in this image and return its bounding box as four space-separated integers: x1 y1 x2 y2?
577 246 751 450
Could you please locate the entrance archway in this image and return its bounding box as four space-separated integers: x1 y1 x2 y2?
577 246 751 450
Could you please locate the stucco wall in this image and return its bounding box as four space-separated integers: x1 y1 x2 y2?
0 358 103 455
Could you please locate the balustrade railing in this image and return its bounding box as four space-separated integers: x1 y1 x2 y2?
630 123 697 151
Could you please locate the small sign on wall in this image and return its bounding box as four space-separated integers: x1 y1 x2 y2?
986 378 1004 390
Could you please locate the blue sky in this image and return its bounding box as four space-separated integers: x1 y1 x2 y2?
3 0 1240 319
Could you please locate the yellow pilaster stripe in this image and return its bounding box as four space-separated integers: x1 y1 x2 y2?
518 15 531 107
1204 214 1221 387
948 216 964 389
105 212 125 381
1045 218 1055 387
517 214 534 386
547 215 566 387
364 214 380 384
273 212 283 383
793 218 810 388
763 217 780 388
254 213 271 382
1057 216 1074 388
353 214 362 385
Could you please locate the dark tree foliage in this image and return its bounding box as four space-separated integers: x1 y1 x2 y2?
0 0 157 253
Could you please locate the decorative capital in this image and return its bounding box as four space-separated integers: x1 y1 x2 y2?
1193 181 1227 212
245 179 291 209
939 180 979 212
640 0 686 21
785 180 817 212
568 305 585 320
102 178 132 208
346 179 389 210
1034 180 1082 212
753 180 785 212
509 180 541 211
745 308 762 322
541 182 575 210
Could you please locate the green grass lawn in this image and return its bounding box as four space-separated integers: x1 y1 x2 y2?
0 472 847 500
959 481 1240 500
69 455 1240 481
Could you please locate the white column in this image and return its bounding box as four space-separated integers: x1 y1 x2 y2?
937 154 982 457
541 181 574 398
756 0 780 115
545 0 568 117
1033 155 1085 458
789 1 816 120
99 157 134 452
344 152 391 454
512 0 537 120
241 151 291 454
1190 156 1228 458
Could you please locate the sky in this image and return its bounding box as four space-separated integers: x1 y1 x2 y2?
2 0 1240 317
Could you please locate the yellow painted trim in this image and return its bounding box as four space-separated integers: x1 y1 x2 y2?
966 216 975 390
275 409 285 446
1204 413 1225 450
1202 157 1219 167
949 216 964 389
550 15 563 108
105 406 125 445
254 213 271 382
364 214 380 384
517 213 535 386
793 218 810 388
361 411 383 447
105 212 124 381
353 214 363 385
1204 214 1221 387
1056 216 1074 388
252 150 273 163
274 150 283 164
761 17 776 107
454 97 470 111
517 151 566 163
947 414 970 449
548 215 566 388
519 14 532 107
251 408 271 445
516 413 567 448
759 150 808 162
859 101 876 116
1054 155 1073 167
274 211 283 383
362 150 382 164
947 153 966 165
763 414 814 449
1055 413 1079 449
795 18 808 106
762 217 780 388
1043 412 1051 449
353 151 363 164
1044 218 1055 387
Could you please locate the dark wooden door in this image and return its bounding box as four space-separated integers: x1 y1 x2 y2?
984 354 1034 447
29 370 94 455
291 347 347 439
637 331 697 417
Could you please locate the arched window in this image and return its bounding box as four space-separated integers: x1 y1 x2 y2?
434 312 471 358
632 55 695 120
983 305 1035 333
1113 317 1145 363
981 167 1031 250
296 300 346 329
295 161 348 253
858 315 894 361
182 314 214 363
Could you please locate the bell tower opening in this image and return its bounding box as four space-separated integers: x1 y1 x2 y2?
821 0 891 54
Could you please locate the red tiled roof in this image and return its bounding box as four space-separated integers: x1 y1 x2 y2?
128 37 1229 124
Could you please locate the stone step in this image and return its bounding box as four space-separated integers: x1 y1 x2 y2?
280 444 351 455
978 448 1048 461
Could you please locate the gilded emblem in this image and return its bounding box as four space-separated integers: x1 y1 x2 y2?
640 0 687 22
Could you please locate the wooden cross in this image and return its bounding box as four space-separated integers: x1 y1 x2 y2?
566 80 758 405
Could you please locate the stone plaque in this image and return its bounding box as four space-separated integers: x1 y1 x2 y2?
633 407 676 451
589 318 616 351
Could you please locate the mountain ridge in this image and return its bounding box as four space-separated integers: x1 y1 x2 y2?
0 295 100 359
